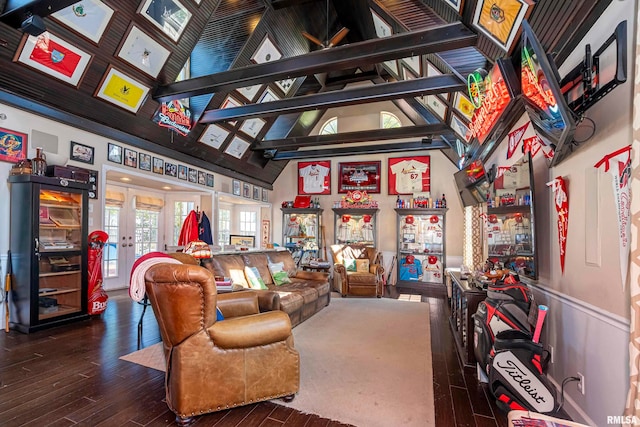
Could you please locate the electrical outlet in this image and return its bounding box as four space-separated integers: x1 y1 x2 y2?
577 372 585 395
548 345 554 364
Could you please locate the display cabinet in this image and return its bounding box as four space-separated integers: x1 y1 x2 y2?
395 208 447 287
332 208 378 247
281 207 323 267
8 175 90 333
448 271 487 366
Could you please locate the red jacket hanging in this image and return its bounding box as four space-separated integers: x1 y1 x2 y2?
178 210 199 245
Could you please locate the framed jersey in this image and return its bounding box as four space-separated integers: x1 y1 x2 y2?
298 160 331 195
388 156 430 195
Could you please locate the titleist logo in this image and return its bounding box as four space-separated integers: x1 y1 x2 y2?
495 359 547 404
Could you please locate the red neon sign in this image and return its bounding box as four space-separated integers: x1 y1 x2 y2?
466 63 512 144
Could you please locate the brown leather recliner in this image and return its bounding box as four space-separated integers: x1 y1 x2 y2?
144 263 299 426
330 244 384 298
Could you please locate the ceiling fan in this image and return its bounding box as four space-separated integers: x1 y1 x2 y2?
301 0 349 49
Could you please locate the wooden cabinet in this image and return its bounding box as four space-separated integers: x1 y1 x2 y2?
332 208 378 247
281 208 323 267
9 175 90 333
395 208 447 288
448 271 487 366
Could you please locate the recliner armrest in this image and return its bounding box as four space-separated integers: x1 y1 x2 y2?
208 311 292 349
217 290 260 317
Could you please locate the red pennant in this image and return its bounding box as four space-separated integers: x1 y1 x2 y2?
506 122 529 159
546 177 569 273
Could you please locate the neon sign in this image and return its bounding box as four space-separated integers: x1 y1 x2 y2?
467 68 488 109
466 62 512 144
157 99 192 136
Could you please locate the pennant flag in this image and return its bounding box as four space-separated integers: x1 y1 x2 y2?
495 166 511 180
30 34 81 78
507 122 529 159
547 176 569 273
523 135 544 159
594 145 632 288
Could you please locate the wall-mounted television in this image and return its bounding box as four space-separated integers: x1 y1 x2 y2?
454 159 490 207
520 19 576 167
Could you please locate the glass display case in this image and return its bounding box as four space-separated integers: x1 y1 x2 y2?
281 207 323 267
395 208 447 287
8 175 90 333
332 208 378 247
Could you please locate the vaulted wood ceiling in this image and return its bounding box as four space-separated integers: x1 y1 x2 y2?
0 0 611 188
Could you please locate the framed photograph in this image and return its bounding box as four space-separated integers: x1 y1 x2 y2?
51 0 115 44
224 136 250 159
139 153 151 171
453 92 476 121
178 164 188 180
261 219 270 247
95 66 150 113
206 173 214 187
188 168 197 183
230 235 255 247
153 157 164 174
444 0 464 14
87 169 98 200
124 148 137 168
421 95 448 120
253 186 260 200
258 87 279 103
199 124 229 149
117 25 171 78
473 0 533 52
450 114 471 142
298 160 331 195
232 179 241 196
239 118 266 139
198 170 206 185
69 141 94 164
262 188 268 202
138 0 192 43
338 161 381 194
242 182 251 198
0 127 28 163
107 143 122 164
251 34 282 64
371 10 393 38
14 32 92 87
165 162 177 177
401 56 421 77
388 156 431 195
237 84 263 102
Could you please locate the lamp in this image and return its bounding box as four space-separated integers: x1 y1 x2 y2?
184 240 212 261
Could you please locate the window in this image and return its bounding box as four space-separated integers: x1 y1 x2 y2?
239 211 257 237
135 210 159 256
218 209 231 246
174 201 194 245
319 117 338 135
381 111 401 129
103 206 120 278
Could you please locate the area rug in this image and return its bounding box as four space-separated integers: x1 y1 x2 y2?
120 297 435 427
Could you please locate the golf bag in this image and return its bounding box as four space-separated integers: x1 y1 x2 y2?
488 330 557 414
473 277 537 374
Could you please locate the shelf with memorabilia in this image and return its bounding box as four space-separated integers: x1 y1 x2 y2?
281 208 323 267
332 208 378 247
8 174 90 333
395 208 447 288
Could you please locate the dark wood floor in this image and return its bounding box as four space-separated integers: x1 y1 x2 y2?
0 286 511 427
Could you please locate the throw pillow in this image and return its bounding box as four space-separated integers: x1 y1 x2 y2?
342 259 357 272
268 262 292 286
244 266 268 290
355 259 370 273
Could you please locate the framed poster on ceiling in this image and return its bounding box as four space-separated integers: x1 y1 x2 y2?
138 0 192 43
51 0 115 44
473 0 533 52
388 156 430 195
298 161 331 195
94 66 150 113
338 161 381 194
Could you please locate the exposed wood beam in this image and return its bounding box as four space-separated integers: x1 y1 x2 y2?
200 74 465 123
256 123 451 149
266 140 450 160
153 22 477 102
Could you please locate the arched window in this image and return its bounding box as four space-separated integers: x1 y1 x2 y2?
320 117 338 135
381 111 401 129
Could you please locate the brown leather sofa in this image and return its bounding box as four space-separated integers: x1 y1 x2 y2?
144 262 299 426
330 244 384 297
201 250 331 327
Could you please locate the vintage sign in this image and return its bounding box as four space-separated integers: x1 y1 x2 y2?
546 176 569 273
156 99 192 136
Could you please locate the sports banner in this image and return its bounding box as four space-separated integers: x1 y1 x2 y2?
546 176 569 273
506 122 529 159
594 145 632 288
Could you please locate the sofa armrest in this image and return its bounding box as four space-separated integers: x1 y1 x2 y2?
208 311 292 349
293 270 329 281
256 290 281 312
370 264 384 276
217 290 260 318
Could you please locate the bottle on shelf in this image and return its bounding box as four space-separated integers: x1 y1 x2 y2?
441 194 446 208
396 195 401 209
32 147 47 176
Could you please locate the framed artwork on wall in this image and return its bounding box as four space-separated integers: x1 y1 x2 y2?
262 188 268 202
117 25 171 78
165 162 177 177
388 156 431 195
0 127 28 163
178 164 188 180
95 66 150 113
138 0 192 43
444 0 464 14
243 182 251 198
224 136 250 159
298 160 331 195
153 157 164 174
199 124 229 149
251 34 282 64
198 170 206 185
69 141 94 164
124 148 137 168
230 235 255 247
14 32 92 87
453 92 475 121
450 114 471 142
139 153 151 170
107 143 122 164
473 0 533 52
338 161 381 194
253 186 260 200
188 168 197 183
206 173 214 187
232 179 241 196
51 0 115 44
